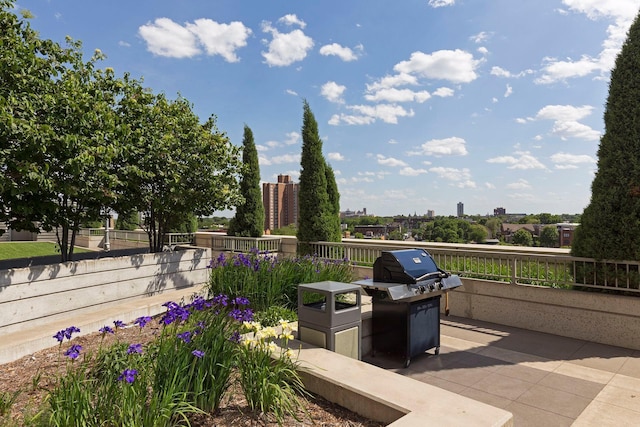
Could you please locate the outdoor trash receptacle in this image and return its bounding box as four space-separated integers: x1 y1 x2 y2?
297 281 362 360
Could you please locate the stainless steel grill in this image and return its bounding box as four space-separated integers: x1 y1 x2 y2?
355 248 462 367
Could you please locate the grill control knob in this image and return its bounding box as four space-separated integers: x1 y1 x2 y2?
419 285 426 294
428 283 435 291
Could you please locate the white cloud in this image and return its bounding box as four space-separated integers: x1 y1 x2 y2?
139 18 251 61
485 182 496 189
388 139 399 145
536 1 639 84
328 152 345 161
366 73 419 92
534 105 601 140
268 153 301 164
429 167 476 188
321 81 347 103
284 131 300 145
428 0 455 7
319 43 358 61
394 49 480 83
139 18 201 58
504 84 513 97
486 151 547 170
261 20 314 67
365 87 431 103
266 140 280 148
286 89 298 96
550 152 596 169
186 19 252 62
477 46 489 55
331 104 415 125
329 113 374 126
278 14 306 28
119 40 131 47
433 87 455 97
470 31 490 44
418 137 468 157
399 167 428 176
506 179 531 190
491 66 512 78
377 154 408 167
490 66 534 78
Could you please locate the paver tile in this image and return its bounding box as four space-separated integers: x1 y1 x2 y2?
504 401 573 427
470 372 534 400
537 372 604 399
516 384 591 418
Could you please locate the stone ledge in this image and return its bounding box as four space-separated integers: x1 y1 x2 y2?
293 340 513 426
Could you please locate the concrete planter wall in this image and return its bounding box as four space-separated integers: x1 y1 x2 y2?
448 278 640 351
0 247 211 338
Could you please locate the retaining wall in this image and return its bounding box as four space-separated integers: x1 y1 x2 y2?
0 247 211 338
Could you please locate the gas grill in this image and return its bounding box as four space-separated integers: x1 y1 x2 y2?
355 248 462 367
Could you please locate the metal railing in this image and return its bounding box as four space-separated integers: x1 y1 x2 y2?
164 233 195 246
211 235 282 253
305 240 640 294
78 228 108 237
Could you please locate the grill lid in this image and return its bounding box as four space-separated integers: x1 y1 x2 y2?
374 248 442 284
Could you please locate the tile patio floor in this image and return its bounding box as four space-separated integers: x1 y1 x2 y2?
363 315 640 426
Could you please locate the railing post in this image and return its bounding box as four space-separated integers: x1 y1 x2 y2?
510 257 517 285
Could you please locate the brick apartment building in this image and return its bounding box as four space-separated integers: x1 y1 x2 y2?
262 174 299 232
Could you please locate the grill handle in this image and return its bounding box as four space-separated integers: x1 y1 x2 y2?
415 269 449 283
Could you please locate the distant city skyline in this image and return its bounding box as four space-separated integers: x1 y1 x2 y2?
16 0 640 216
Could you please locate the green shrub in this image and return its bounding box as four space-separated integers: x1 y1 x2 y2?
254 306 298 327
208 248 354 312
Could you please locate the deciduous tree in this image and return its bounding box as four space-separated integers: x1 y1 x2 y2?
539 225 559 248
116 86 242 252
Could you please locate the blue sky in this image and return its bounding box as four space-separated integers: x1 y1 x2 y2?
15 0 640 216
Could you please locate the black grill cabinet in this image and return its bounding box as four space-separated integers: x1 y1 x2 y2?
355 248 462 367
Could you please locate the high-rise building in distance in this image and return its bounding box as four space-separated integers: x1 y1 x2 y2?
457 202 464 217
262 174 299 232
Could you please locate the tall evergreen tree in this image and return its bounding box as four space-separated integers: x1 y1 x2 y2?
228 125 265 237
571 11 640 261
325 163 342 241
297 100 341 252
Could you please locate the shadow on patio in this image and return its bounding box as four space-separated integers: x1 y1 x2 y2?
364 315 640 426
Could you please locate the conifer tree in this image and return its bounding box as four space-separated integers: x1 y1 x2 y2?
325 163 342 241
228 125 265 237
297 100 341 252
571 11 640 261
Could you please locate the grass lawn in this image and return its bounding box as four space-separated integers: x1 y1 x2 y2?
0 242 91 260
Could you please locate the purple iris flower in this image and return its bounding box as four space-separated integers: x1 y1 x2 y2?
127 343 143 354
99 325 115 335
133 316 152 328
192 350 205 358
177 331 192 343
229 331 241 343
118 369 138 384
53 330 66 343
64 344 83 360
113 320 126 329
64 326 80 340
